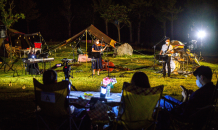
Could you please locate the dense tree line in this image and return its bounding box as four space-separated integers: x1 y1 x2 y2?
1 0 218 51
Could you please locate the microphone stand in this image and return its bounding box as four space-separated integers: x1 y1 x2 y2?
152 36 166 70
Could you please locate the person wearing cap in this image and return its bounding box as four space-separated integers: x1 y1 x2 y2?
157 66 216 129
159 39 174 77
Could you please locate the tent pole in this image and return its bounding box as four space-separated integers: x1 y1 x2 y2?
86 30 87 69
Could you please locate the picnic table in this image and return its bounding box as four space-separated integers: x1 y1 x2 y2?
68 91 121 121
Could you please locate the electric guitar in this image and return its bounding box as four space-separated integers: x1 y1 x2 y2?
162 46 179 56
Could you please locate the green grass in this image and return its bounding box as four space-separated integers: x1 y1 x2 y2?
1 43 218 129
1 44 218 96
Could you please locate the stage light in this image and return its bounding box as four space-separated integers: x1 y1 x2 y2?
197 31 206 38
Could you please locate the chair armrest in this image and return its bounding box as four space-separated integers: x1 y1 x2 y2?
161 96 179 108
189 105 215 120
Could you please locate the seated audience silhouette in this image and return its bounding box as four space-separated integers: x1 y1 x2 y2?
130 71 151 88
157 66 216 129
42 69 91 129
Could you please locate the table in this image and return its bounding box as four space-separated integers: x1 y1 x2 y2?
78 54 92 62
69 91 121 104
69 91 122 121
20 48 42 58
22 58 54 75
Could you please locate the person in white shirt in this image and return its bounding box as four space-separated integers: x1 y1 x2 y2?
159 39 174 77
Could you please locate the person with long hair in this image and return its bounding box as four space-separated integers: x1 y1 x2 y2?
91 39 107 75
131 71 151 88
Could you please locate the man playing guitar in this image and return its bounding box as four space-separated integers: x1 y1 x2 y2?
159 39 174 77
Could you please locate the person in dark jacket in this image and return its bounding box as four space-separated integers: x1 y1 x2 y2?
157 66 216 129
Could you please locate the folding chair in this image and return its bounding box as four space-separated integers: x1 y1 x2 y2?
166 104 216 130
160 82 218 130
86 97 110 130
111 82 164 130
33 78 76 130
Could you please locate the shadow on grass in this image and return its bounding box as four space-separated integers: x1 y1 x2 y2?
0 88 37 130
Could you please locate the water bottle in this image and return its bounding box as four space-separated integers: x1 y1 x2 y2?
106 85 111 98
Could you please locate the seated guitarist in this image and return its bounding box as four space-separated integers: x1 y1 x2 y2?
159 39 174 77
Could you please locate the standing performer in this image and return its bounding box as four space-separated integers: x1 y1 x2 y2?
91 39 108 75
159 39 174 77
28 47 40 74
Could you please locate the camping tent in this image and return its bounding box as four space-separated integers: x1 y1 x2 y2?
0 28 45 57
58 24 117 50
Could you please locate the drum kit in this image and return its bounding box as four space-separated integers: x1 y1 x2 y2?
155 40 200 75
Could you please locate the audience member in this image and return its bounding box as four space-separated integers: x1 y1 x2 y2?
157 66 216 129
130 71 151 88
43 69 57 85
113 71 151 117
42 69 91 129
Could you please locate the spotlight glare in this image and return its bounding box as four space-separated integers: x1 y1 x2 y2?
197 31 206 38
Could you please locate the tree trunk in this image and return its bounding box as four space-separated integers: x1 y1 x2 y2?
171 14 174 39
69 23 71 38
117 25 121 42
105 19 108 35
138 21 141 44
129 22 133 43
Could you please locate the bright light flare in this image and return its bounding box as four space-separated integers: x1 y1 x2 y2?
197 31 206 38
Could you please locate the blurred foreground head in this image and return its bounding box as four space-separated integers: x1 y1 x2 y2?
43 69 57 85
131 72 151 88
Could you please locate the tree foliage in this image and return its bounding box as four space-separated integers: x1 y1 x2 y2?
161 0 183 39
0 0 25 28
92 0 114 35
17 0 40 33
101 4 130 42
127 0 153 44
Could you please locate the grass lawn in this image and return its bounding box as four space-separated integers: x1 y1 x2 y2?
0 43 218 129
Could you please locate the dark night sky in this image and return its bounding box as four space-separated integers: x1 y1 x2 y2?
11 0 218 51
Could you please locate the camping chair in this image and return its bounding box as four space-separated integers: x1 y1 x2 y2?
86 97 111 130
163 104 217 130
33 78 77 130
160 83 218 130
111 82 164 130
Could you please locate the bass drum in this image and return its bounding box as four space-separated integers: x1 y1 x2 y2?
166 59 180 73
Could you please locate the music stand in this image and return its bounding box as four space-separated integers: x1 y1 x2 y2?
156 55 168 77
152 36 167 70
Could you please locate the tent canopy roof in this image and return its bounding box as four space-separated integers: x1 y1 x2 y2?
65 24 116 47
